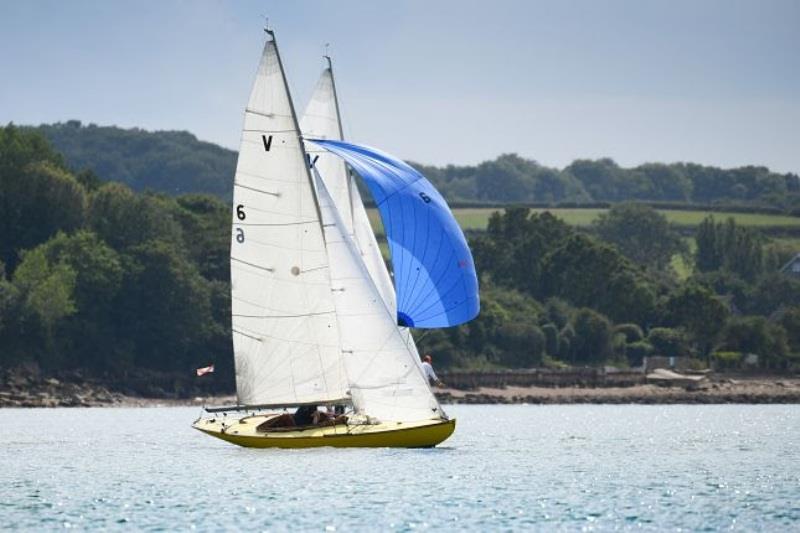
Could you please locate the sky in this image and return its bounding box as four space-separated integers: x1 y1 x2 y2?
1 0 798 173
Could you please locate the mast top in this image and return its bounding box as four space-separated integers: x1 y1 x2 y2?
323 43 332 69
263 17 274 39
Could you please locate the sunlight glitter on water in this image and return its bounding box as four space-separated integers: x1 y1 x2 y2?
0 405 798 530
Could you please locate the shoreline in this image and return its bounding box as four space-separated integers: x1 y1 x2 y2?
1 376 799 408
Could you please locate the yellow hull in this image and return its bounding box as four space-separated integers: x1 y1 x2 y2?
192 414 455 448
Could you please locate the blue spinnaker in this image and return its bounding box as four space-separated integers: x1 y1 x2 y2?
309 139 480 328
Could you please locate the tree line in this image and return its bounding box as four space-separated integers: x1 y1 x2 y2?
34 121 800 212
0 125 233 391
416 204 800 372
1 124 799 393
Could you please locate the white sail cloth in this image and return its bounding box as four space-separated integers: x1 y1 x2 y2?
230 39 348 406
314 170 443 422
300 62 444 422
300 66 396 311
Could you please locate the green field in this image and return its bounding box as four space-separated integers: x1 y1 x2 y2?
366 207 800 234
369 207 800 279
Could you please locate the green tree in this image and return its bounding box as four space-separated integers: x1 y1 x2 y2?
694 216 764 281
117 240 214 373
593 203 686 270
647 327 689 358
88 183 182 250
11 247 77 369
613 323 644 343
0 160 87 271
720 316 789 368
36 231 125 371
663 283 729 357
540 234 656 323
541 323 560 356
570 308 613 364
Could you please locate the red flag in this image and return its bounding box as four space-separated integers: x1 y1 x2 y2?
196 364 215 377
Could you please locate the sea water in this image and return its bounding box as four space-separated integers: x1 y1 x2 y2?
0 405 798 531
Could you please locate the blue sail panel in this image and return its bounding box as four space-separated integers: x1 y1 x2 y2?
309 139 480 328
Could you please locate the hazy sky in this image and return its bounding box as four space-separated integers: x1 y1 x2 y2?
1 1 798 173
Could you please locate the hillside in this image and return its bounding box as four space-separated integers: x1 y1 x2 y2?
31 121 800 212
34 121 236 197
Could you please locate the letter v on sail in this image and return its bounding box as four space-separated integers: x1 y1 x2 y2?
192 27 478 448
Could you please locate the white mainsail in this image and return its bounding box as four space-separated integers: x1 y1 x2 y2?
314 169 443 422
300 59 396 311
230 35 348 406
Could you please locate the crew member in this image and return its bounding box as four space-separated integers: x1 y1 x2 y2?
421 354 444 387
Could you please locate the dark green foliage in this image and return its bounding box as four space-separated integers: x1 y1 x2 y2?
720 316 789 368
0 131 233 388
568 308 613 364
647 328 690 358
614 323 644 343
695 216 764 281
117 240 214 372
88 183 183 250
172 195 231 281
779 307 800 353
592 203 686 270
663 283 729 356
475 208 658 324
741 273 800 316
626 341 654 366
31 121 799 210
2 125 796 378
1 125 87 271
35 121 237 198
540 234 657 323
541 323 560 356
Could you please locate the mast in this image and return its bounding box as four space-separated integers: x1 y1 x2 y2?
325 54 356 227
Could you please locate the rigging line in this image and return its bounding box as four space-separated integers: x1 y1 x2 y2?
234 183 281 197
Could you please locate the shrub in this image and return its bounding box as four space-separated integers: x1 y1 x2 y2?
626 341 654 366
647 327 690 358
614 323 644 343
712 351 743 371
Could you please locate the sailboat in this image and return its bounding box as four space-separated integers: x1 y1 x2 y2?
192 28 479 448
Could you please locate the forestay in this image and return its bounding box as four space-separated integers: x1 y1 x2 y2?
230 37 349 406
308 139 480 328
313 169 444 422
